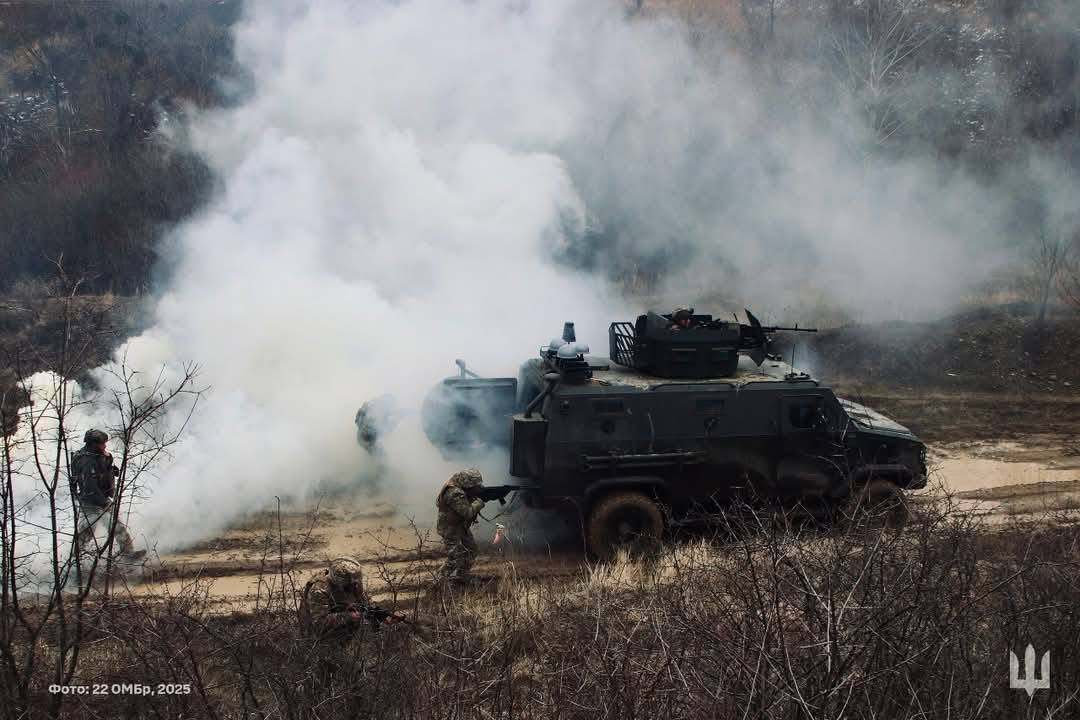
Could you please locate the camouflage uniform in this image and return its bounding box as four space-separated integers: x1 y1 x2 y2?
299 558 372 642
71 430 137 560
435 468 485 584
298 557 371 688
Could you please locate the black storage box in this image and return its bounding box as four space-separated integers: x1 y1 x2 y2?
609 312 742 378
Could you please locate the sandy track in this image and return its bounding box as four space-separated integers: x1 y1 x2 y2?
131 391 1080 608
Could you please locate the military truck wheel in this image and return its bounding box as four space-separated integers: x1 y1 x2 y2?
587 491 664 561
846 479 909 528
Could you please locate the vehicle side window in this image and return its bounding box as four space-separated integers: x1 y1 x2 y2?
788 400 824 430
593 399 625 414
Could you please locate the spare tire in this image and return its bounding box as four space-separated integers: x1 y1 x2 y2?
587 491 664 561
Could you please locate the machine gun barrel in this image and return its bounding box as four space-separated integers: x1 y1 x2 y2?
759 325 818 334
742 309 817 336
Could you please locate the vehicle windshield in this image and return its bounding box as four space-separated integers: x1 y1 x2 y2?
837 399 913 435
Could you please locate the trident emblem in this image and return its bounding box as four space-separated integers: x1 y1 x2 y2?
1009 645 1050 698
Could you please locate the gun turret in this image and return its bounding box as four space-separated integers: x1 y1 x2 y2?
609 307 818 377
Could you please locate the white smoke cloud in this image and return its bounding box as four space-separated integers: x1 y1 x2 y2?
10 0 1048 559
88 0 620 550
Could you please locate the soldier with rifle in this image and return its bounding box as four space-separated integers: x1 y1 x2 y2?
299 557 407 641
432 468 521 587
71 429 145 563
434 467 491 586
299 557 408 686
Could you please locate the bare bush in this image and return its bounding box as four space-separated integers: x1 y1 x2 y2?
5 491 1079 719
0 268 203 718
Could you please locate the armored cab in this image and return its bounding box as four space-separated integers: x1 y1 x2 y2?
360 308 927 560
505 310 926 558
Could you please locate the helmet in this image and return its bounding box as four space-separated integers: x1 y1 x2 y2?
450 468 483 491
84 429 109 445
327 557 363 587
672 308 693 323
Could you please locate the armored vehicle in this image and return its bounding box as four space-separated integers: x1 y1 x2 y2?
369 310 928 558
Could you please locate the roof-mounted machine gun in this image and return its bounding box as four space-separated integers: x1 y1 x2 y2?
610 307 817 378
734 308 818 365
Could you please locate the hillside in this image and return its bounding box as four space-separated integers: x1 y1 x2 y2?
803 305 1080 394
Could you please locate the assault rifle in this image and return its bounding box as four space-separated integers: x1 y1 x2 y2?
348 602 409 628
471 485 523 505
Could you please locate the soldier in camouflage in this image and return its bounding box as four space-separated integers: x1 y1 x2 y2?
71 429 143 562
299 557 406 636
435 468 485 585
297 557 367 687
668 307 694 330
299 557 375 642
354 394 399 496
299 557 409 689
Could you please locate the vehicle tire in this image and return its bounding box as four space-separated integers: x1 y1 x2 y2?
587 491 664 561
846 479 909 528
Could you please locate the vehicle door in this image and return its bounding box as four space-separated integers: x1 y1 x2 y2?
776 394 844 500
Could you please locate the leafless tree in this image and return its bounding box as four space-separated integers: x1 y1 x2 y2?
0 263 203 718
828 0 934 147
1023 218 1070 324
1058 234 1080 313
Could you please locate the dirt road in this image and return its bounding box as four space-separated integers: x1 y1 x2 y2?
132 390 1080 610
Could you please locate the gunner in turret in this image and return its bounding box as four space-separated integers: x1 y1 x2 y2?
668 308 695 330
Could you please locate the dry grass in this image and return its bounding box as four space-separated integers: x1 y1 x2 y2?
5 499 1080 718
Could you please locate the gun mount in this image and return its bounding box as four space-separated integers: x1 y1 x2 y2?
609 308 817 379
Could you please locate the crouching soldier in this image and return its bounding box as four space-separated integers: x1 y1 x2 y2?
435 468 485 586
71 429 144 563
299 557 405 640
299 557 405 686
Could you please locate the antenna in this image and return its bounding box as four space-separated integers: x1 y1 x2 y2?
785 341 799 381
